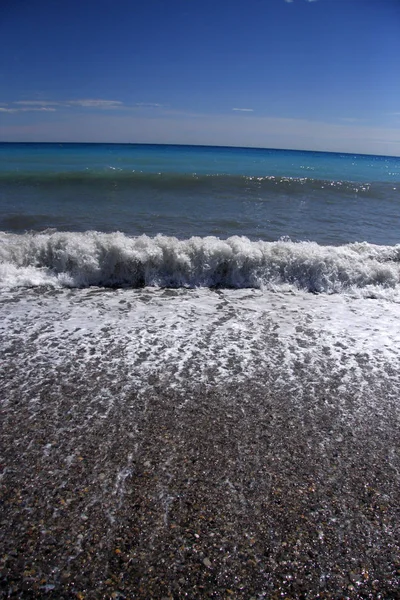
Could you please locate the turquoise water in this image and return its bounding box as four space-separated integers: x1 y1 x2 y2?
1 143 399 246
1 142 400 181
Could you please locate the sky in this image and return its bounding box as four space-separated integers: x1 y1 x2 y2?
0 0 400 155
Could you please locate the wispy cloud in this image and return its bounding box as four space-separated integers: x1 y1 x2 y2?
68 99 123 108
14 100 61 107
232 108 254 112
1 99 124 112
134 102 164 108
0 106 56 113
0 99 168 113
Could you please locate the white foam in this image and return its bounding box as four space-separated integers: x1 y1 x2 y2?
2 286 400 406
1 231 400 297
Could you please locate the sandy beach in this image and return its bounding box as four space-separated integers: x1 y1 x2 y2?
1 287 399 598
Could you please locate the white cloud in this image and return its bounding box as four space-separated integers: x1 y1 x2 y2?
232 108 254 112
0 98 169 115
12 99 123 109
28 107 56 112
134 102 164 108
0 98 125 112
14 100 61 107
0 106 56 113
68 99 123 108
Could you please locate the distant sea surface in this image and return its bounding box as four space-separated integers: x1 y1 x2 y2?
1 142 399 244
1 143 400 597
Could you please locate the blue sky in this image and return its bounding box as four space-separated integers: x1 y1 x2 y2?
1 0 400 155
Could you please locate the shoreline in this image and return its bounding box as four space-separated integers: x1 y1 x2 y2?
1 287 400 598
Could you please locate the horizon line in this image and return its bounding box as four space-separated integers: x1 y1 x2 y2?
0 140 399 160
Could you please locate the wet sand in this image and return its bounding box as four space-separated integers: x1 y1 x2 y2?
1 369 400 599
1 287 400 598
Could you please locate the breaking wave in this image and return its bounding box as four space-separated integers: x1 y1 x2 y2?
1 231 400 296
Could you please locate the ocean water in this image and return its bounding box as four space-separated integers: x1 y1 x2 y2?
1 142 399 244
1 143 400 597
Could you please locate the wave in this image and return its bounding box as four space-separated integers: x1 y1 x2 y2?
0 170 392 196
1 231 400 296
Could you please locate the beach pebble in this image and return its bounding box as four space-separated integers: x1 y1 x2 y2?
349 571 361 584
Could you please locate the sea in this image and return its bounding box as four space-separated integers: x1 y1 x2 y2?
1 142 400 598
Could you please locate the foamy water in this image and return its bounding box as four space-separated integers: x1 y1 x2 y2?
1 231 400 298
3 285 400 398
